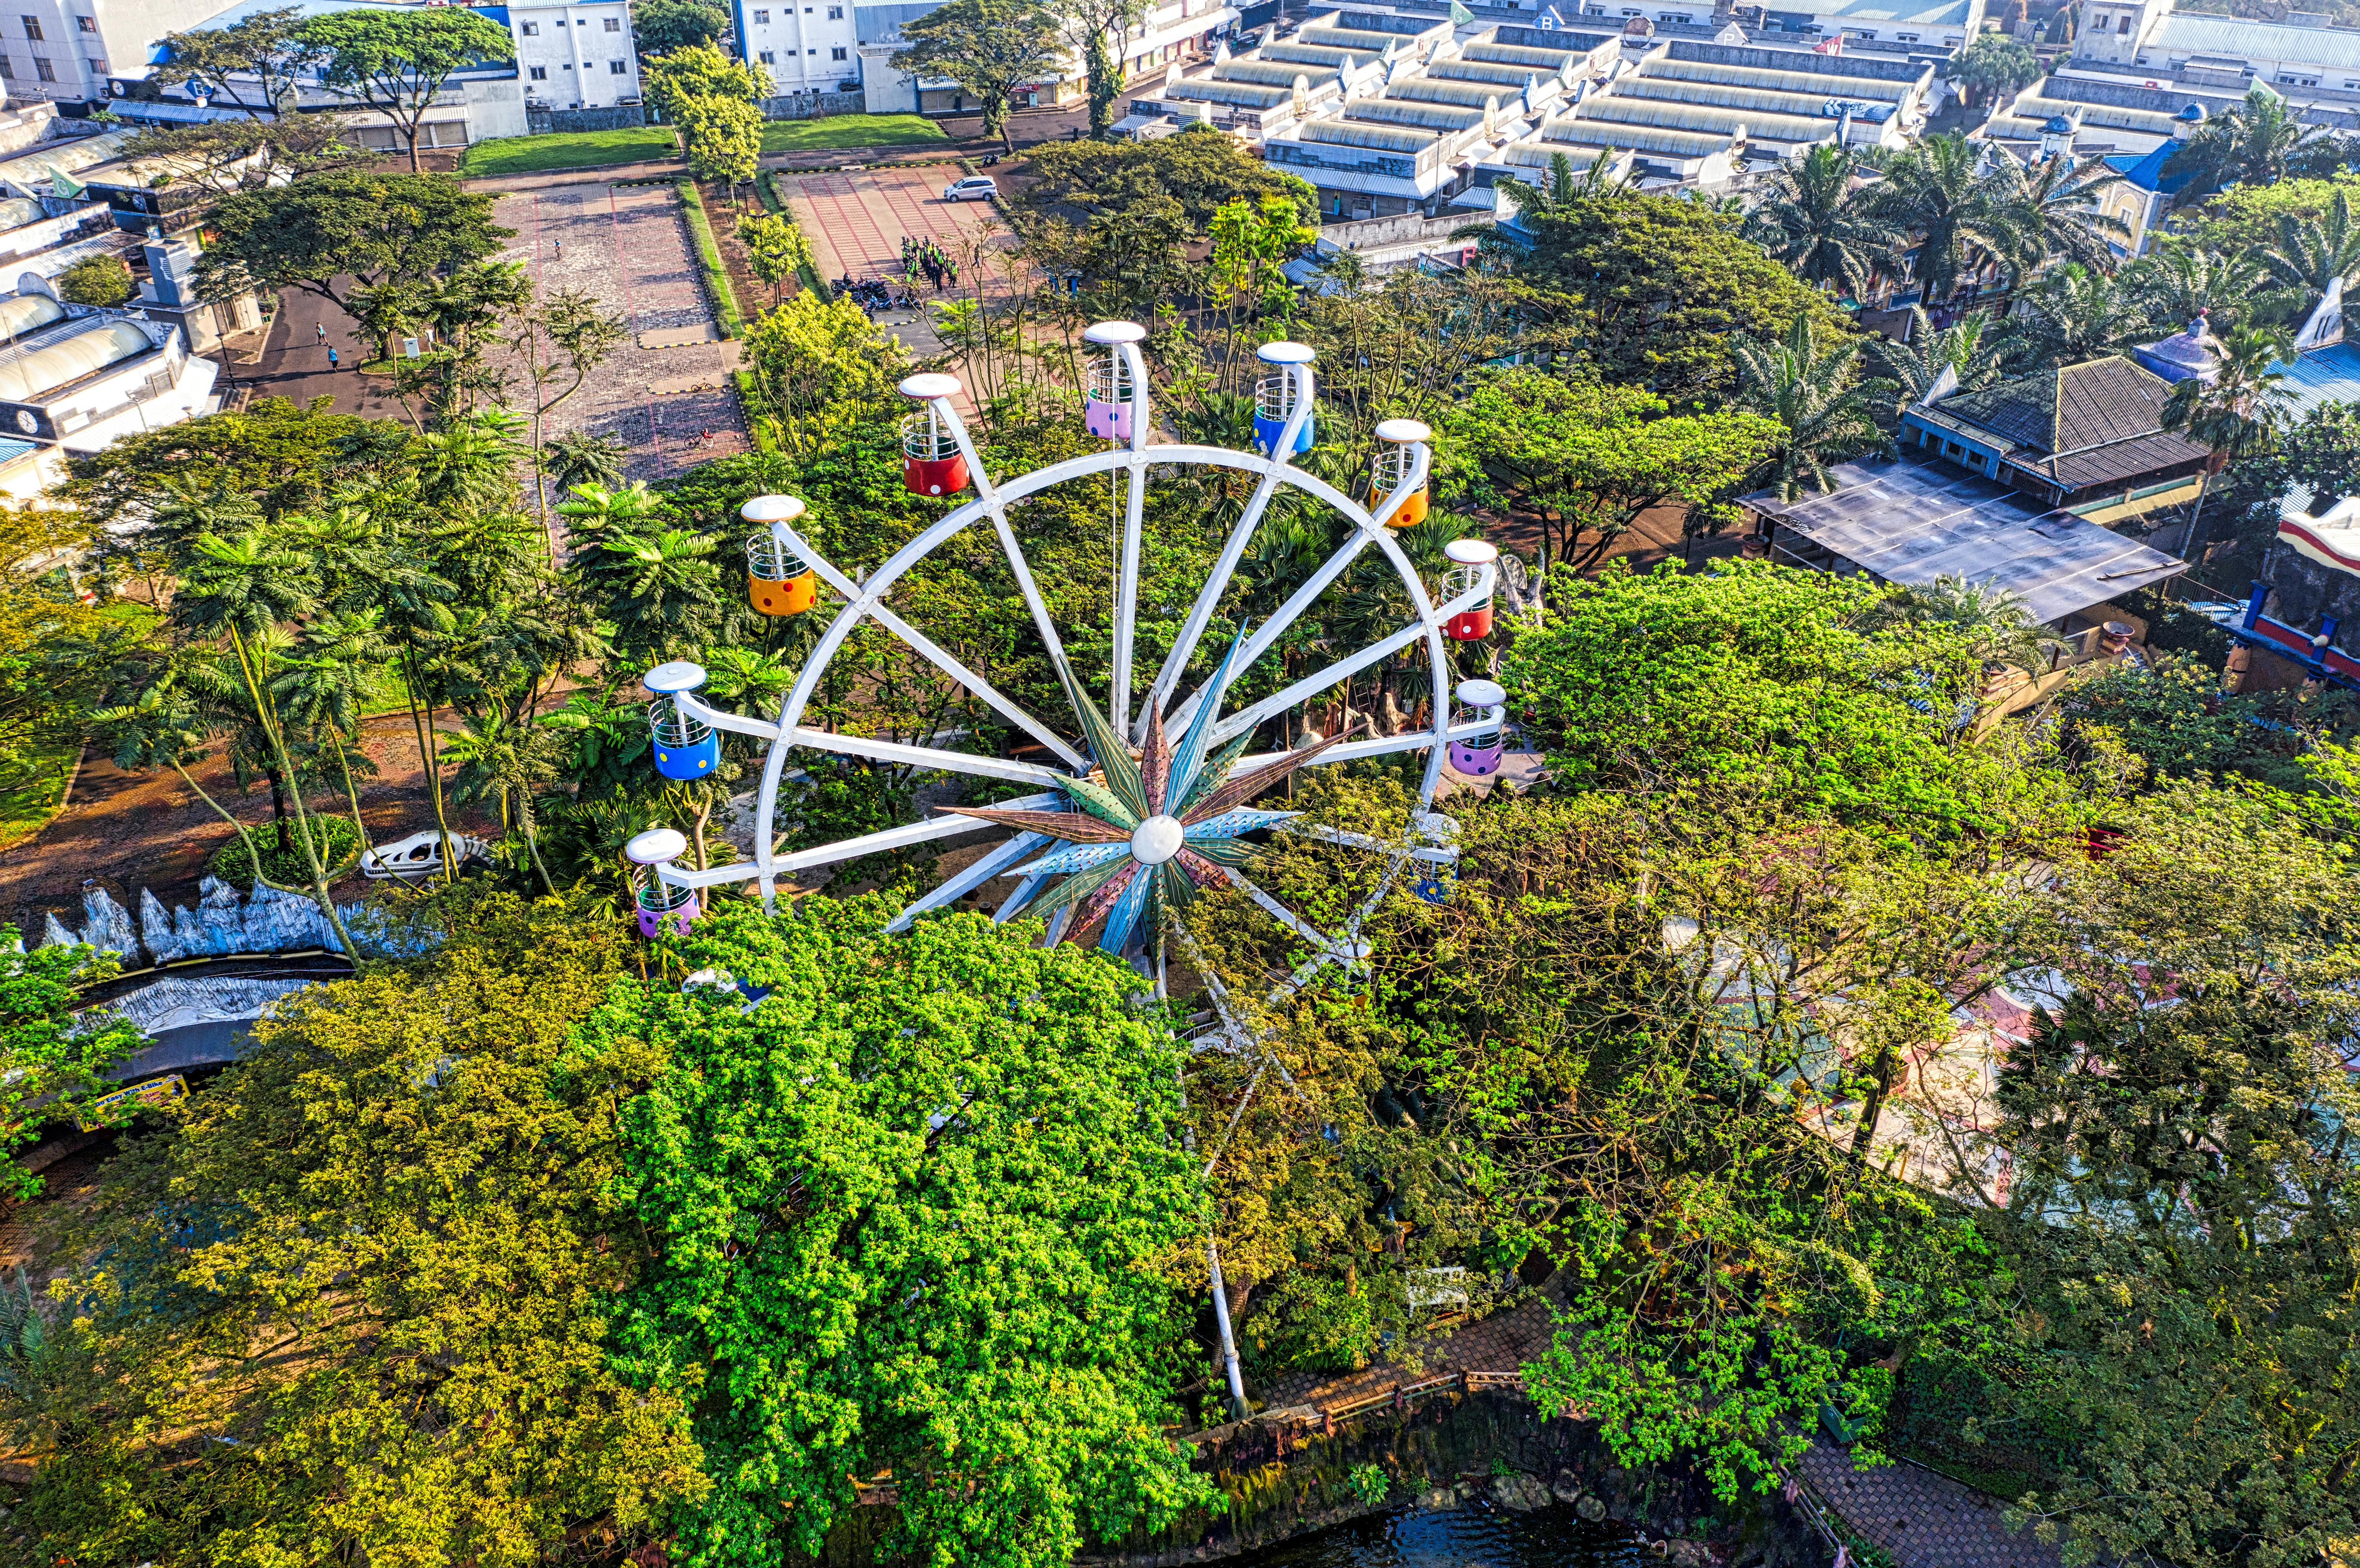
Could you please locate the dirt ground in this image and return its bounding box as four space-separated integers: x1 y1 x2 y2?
0 709 496 942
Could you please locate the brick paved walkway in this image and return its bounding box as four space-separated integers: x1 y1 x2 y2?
1800 1444 2064 1568
491 180 749 483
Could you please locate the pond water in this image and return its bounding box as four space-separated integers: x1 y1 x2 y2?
1233 1502 1648 1568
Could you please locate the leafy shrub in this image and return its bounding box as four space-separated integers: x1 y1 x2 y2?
207 813 362 890
57 254 132 307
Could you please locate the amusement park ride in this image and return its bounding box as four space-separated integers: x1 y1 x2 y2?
616 324 1518 1420
616 323 1513 978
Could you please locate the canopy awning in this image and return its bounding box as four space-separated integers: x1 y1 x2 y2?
1745 454 2187 625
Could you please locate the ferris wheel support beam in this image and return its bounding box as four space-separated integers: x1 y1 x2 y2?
1111 339 1151 735
1132 363 1321 745
762 521 1092 773
1231 703 1508 773
647 791 1061 892
885 831 1051 933
785 726 1066 787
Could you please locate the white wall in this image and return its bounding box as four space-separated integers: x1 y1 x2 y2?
737 0 858 95
509 0 641 109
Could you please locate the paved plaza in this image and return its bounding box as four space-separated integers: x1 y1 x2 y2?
491 180 749 480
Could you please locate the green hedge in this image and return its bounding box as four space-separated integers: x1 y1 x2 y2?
676 179 745 340
208 814 364 891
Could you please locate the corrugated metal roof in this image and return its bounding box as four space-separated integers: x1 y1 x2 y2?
1348 97 1486 131
1218 60 1321 86
1931 357 2180 457
1748 455 2187 623
1299 117 1438 150
1579 94 1827 142
1298 25 1409 51
1428 59 1551 88
1265 41 1377 67
1387 77 1512 109
1619 74 1839 120
0 320 152 403
1167 78 1296 107
1463 40 1594 69
1534 114 1733 157
1647 57 1914 100
2151 14 2360 70
2283 342 2360 413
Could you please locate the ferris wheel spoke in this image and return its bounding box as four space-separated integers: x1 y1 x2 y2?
785 726 1065 787
1210 621 1430 745
1164 527 1377 739
862 603 1091 772
1135 460 1291 744
1111 457 1147 734
885 832 1051 933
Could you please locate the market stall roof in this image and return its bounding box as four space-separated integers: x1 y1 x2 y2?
1745 455 2188 625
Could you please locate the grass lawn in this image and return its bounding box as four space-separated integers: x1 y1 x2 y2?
460 126 680 177
760 114 947 153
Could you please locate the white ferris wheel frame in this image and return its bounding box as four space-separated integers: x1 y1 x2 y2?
636 328 1503 975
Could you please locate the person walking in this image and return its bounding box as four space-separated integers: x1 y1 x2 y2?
554 237 563 259
326 346 340 370
315 322 327 346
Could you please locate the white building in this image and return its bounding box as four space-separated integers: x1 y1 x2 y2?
0 276 221 500
506 0 642 112
0 0 198 109
2073 0 2360 93
852 0 1236 116
739 0 860 97
1569 0 1981 50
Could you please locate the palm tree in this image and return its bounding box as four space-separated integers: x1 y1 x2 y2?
170 531 362 959
1872 306 2005 403
1732 315 1897 499
2126 244 2272 336
1866 134 2017 308
439 709 562 895
2163 324 2297 558
1874 573 2063 674
1987 152 2131 283
272 606 395 859
2262 189 2360 325
2166 83 2344 196
1744 144 1896 299
1991 264 2163 373
546 431 629 498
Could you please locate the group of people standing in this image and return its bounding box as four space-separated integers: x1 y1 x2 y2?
902 236 960 292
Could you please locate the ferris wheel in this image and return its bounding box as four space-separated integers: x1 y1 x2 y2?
617 323 1512 990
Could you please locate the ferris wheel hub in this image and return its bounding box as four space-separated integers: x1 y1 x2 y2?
1130 814 1185 865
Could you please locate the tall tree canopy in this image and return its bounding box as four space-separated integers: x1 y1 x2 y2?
194 173 511 321
302 6 517 172
600 901 1214 1568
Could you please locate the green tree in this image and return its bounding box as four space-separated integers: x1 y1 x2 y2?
2261 186 2360 322
1950 33 2042 107
302 6 516 172
194 173 511 326
1742 142 1895 298
642 39 770 118
1435 365 1778 573
439 708 563 892
739 289 909 454
0 899 708 1564
2273 399 2360 502
2125 243 2272 337
600 900 1213 1568
1468 187 1857 400
2167 82 2352 196
0 933 141 1199
1731 314 1896 500
55 254 132 307
1867 132 2017 307
1987 782 2360 1568
891 0 1064 154
1988 152 2130 283
1992 262 2163 374
121 114 357 197
158 4 325 119
1020 123 1320 229
674 89 762 192
54 396 392 534
1501 559 1981 823
1871 305 2004 403
635 0 732 54
1044 0 1149 138
734 209 811 304
2163 324 2296 556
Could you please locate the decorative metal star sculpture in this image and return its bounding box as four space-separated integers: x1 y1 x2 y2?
949 638 1352 954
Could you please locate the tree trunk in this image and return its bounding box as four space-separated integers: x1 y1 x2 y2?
1848 1043 1899 1172
268 768 291 853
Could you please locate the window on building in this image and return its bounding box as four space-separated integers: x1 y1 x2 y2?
753 9 769 21
562 60 573 67
74 14 91 31
605 15 621 28
0 55 13 77
520 20 538 33
18 17 36 39
759 47 775 61
1896 30 1918 40
610 58 626 71
32 53 50 79
830 43 846 57
828 5 842 15
530 64 548 78
86 54 102 69
806 45 816 53
2117 14 2131 31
